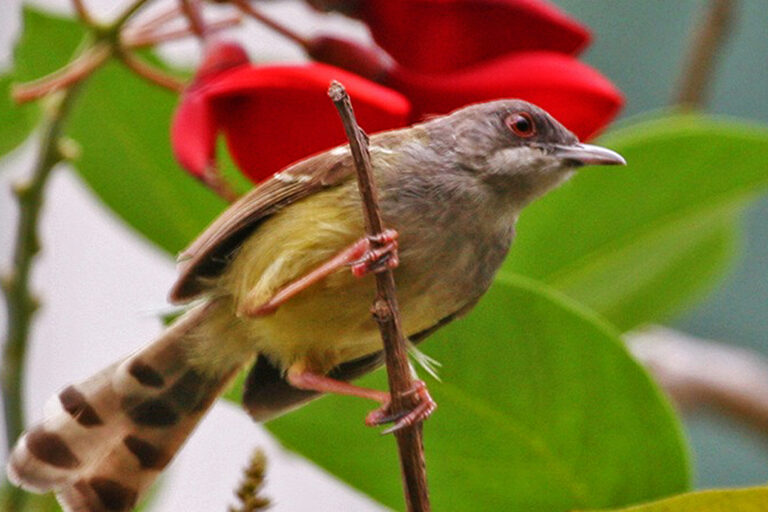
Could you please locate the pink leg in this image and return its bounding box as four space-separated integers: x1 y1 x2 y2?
287 370 389 404
366 380 437 434
244 229 399 317
287 369 436 434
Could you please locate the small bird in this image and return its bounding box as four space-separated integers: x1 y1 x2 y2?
7 99 624 511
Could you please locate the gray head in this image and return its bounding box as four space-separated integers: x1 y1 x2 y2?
426 99 625 208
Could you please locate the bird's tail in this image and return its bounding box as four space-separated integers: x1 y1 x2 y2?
7 302 240 512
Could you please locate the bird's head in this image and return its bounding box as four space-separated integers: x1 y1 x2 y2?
429 99 625 209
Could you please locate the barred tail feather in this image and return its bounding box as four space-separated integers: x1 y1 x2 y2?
7 303 240 512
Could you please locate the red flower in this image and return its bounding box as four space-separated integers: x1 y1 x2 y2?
172 1 623 186
358 0 591 73
171 42 410 184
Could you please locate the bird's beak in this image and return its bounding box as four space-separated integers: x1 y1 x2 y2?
550 143 626 167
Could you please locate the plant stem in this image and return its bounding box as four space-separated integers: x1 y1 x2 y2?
1 84 83 512
232 0 309 49
113 0 155 31
674 0 737 109
328 81 431 512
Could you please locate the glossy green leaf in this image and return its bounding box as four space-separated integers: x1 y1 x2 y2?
0 7 85 161
0 75 40 159
11 8 221 255
256 277 689 511
501 115 768 330
588 486 768 511
13 7 85 82
66 58 226 255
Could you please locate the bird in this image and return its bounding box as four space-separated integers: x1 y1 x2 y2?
6 98 625 511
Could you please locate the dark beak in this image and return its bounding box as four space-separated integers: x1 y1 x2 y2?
550 143 626 167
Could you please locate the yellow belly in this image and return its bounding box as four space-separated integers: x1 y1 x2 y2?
212 183 456 375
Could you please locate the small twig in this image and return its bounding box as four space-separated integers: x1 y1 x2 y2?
179 0 208 39
12 43 112 104
113 0 155 30
232 0 309 48
629 326 768 435
1 83 84 512
119 51 185 92
71 0 94 25
124 3 182 39
674 0 737 109
124 15 242 48
229 449 270 512
328 81 431 512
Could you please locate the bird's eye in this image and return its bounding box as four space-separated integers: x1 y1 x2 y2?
505 112 536 138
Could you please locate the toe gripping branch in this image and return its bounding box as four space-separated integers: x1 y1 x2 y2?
243 229 400 317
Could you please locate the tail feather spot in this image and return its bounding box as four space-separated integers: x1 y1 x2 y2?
59 386 104 427
127 360 165 388
126 399 179 427
123 436 169 469
26 428 80 469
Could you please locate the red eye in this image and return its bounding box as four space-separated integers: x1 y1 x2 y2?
505 112 536 138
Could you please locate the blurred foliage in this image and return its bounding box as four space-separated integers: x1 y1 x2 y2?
4 5 768 512
588 486 768 512
259 278 689 511
502 115 768 331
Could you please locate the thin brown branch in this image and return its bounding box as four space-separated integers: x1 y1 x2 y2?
674 0 738 109
232 0 309 48
179 0 207 38
124 15 242 48
328 81 431 512
119 52 185 92
71 0 94 25
629 327 768 435
124 3 182 39
12 43 112 104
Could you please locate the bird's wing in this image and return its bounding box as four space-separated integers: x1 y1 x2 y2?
169 149 355 303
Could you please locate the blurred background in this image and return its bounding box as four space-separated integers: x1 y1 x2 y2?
1 0 767 509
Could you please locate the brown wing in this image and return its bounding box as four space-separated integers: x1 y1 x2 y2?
169 149 355 302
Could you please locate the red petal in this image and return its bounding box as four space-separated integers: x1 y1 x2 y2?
171 41 250 179
203 64 411 183
305 36 392 82
361 0 590 73
195 40 250 81
171 90 217 179
387 52 624 140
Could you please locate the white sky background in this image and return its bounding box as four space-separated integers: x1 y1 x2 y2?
0 0 385 510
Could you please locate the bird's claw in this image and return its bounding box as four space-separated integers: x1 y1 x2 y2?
364 380 436 434
350 229 399 278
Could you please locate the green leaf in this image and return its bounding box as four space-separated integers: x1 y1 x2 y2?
66 59 226 255
10 7 220 255
0 75 40 159
587 486 768 511
501 114 768 330
254 277 689 511
0 7 85 160
13 7 85 82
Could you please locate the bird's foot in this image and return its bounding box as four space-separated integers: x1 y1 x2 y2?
350 229 399 278
365 380 436 434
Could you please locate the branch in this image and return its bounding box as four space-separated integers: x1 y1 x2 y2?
1 84 84 512
123 15 242 49
629 326 768 434
673 0 738 109
232 0 309 48
119 51 186 92
328 81 431 512
12 43 112 104
179 0 207 39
